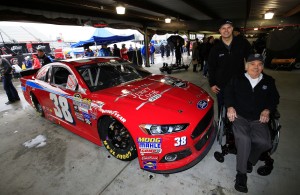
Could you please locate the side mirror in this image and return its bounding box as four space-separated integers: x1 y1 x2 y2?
66 75 78 91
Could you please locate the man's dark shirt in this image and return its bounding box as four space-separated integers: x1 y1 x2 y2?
208 36 252 89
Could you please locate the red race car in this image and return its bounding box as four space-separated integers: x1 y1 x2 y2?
20 57 216 173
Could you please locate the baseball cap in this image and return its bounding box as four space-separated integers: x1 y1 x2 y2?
220 19 233 28
247 54 264 63
37 46 45 52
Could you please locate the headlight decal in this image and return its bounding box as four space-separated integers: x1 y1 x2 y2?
139 124 188 135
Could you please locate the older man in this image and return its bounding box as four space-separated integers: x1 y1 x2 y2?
224 54 280 193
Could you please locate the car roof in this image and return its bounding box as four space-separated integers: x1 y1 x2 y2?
60 56 122 67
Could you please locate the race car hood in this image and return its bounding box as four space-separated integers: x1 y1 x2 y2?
92 75 212 116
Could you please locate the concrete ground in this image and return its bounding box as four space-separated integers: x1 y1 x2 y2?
0 53 299 195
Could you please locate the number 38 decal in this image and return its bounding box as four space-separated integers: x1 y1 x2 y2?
50 93 74 123
174 136 187 146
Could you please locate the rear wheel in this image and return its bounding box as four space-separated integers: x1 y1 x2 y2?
30 93 44 117
99 116 137 161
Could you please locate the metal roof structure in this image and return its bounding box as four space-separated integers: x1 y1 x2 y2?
0 0 299 35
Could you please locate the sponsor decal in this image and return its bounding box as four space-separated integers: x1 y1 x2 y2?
75 112 84 121
143 161 157 170
148 94 161 102
138 137 162 154
101 109 126 123
142 156 159 160
197 100 208 110
129 87 160 101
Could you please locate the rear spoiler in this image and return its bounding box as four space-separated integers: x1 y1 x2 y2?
20 68 40 77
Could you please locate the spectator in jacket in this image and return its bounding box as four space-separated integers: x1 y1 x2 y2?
208 19 252 115
224 54 280 193
192 38 200 72
32 55 41 69
98 44 110 57
174 39 182 65
24 56 32 69
202 36 214 77
160 44 165 58
0 57 20 104
37 47 53 66
113 44 121 57
149 43 155 64
120 44 129 60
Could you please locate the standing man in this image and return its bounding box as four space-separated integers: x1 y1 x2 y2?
149 43 155 64
174 39 182 66
208 19 252 114
37 47 53 66
0 57 20 105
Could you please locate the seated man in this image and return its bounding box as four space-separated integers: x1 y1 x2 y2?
224 54 280 193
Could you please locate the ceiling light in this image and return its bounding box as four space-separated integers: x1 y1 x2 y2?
264 11 274 19
254 28 258 30
116 5 125 14
165 18 171 23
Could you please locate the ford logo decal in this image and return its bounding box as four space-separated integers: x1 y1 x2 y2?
197 100 208 110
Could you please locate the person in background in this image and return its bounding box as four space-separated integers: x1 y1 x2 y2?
24 56 32 69
224 54 279 193
113 44 121 57
186 40 191 56
98 44 110 57
208 19 252 115
0 56 20 105
165 44 171 57
149 43 155 64
84 47 94 57
32 55 41 69
128 44 134 52
37 47 53 66
174 39 182 66
192 39 200 72
160 44 165 58
120 44 129 60
202 36 214 77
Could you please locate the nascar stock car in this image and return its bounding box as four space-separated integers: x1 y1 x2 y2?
20 57 216 173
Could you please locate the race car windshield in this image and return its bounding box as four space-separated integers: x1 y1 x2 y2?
77 63 142 92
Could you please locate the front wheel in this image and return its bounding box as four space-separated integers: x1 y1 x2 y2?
99 116 137 161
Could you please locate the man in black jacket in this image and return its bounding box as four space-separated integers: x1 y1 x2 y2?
224 54 280 193
208 19 252 114
0 56 20 104
37 47 53 66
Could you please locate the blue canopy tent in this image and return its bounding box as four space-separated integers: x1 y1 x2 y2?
71 28 135 48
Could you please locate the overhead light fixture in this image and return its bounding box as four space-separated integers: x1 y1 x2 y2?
116 5 125 14
264 10 274 19
254 28 258 30
165 18 171 23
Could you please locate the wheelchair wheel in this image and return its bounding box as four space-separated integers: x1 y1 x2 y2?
217 107 227 145
269 118 281 154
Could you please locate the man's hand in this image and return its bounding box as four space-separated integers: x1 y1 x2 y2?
211 85 220 94
227 107 237 122
260 109 270 123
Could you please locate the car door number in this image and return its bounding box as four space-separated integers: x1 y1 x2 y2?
174 136 187 146
50 93 74 123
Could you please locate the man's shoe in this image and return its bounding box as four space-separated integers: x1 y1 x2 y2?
5 101 15 105
257 159 274 176
247 161 253 173
235 172 248 193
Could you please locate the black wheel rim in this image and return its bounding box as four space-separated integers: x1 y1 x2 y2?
107 120 132 149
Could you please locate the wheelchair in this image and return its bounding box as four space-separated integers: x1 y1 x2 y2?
214 106 281 176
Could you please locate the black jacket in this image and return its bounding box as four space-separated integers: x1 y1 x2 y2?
208 36 252 88
39 54 52 66
224 73 280 121
0 58 12 75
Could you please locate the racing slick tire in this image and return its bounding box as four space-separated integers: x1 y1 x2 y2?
99 116 137 161
30 93 44 117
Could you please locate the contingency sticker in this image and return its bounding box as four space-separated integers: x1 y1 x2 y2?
137 137 162 154
143 160 157 170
